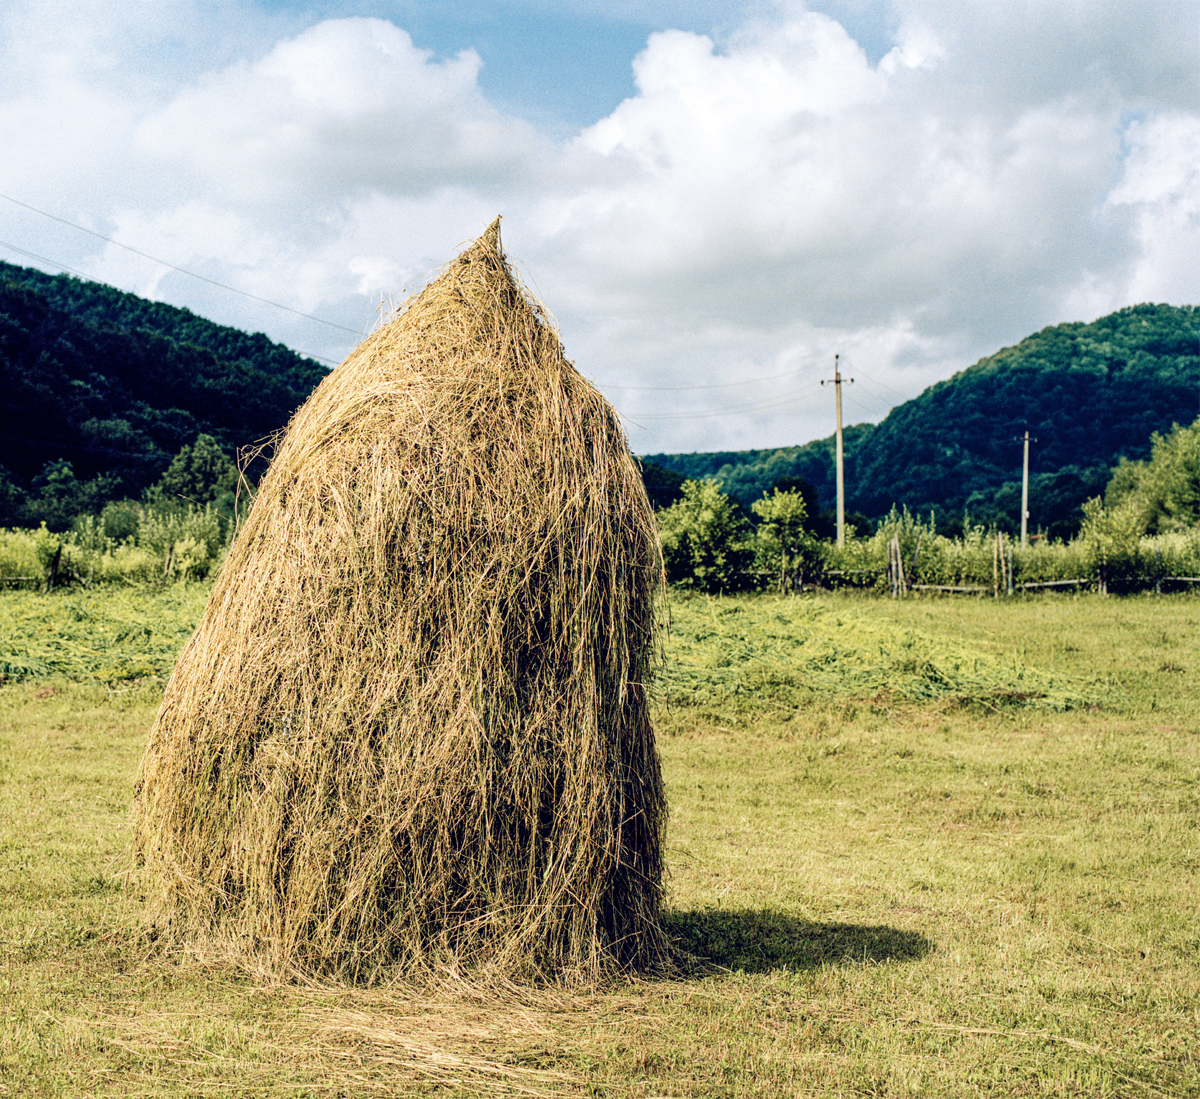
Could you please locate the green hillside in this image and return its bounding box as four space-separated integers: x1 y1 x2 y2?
0 261 328 525
3 262 1194 542
646 303 1198 537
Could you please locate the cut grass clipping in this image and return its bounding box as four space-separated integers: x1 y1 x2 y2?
132 220 669 986
0 585 209 683
664 594 1113 714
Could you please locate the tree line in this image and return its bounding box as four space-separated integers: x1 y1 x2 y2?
654 416 1200 594
4 409 1197 596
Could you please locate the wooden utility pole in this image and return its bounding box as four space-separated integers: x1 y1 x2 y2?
822 355 853 546
1017 429 1033 547
889 536 906 597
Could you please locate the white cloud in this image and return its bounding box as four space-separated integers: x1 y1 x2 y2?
1104 112 1200 306
513 1 1197 449
530 12 1122 339
0 0 1195 454
564 14 887 286
136 19 547 205
878 19 944 75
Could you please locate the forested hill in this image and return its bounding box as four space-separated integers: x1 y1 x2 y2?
1 261 327 397
0 260 329 524
645 303 1199 538
2 260 1195 542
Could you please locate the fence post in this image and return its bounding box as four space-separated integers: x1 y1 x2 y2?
1155 546 1162 596
1006 539 1014 596
44 541 63 593
993 534 999 599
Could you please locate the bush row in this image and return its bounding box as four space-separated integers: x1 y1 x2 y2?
0 501 229 588
826 506 1200 593
658 480 1200 594
5 478 1198 595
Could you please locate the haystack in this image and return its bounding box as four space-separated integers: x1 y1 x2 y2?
132 220 668 984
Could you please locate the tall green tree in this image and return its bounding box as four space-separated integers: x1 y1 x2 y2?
1079 495 1146 592
752 487 817 590
25 460 118 531
149 434 239 507
1105 417 1200 533
656 479 752 592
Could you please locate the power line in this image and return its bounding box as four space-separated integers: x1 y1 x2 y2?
841 390 889 419
0 238 343 367
615 359 912 425
0 238 99 283
601 363 823 393
855 371 912 406
0 191 359 335
838 355 913 405
0 430 171 461
850 377 907 413
619 382 825 421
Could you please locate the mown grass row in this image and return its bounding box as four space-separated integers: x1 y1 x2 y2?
0 581 1116 711
0 585 209 682
664 593 1113 712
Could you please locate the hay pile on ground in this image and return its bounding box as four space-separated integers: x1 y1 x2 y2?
132 220 669 984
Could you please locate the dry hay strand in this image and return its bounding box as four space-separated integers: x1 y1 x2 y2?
132 219 669 986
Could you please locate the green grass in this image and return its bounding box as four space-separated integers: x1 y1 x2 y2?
0 585 209 683
1 588 1197 1096
663 591 1114 712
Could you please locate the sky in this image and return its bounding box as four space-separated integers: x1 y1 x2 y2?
0 0 1196 455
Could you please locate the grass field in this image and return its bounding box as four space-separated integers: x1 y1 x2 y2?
1 588 1197 1096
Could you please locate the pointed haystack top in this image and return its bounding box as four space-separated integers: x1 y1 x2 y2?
480 214 501 251
132 222 668 985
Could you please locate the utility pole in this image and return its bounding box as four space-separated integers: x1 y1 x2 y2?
1015 428 1035 547
822 355 854 546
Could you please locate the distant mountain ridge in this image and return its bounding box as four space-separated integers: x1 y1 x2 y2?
644 303 1198 537
0 259 328 524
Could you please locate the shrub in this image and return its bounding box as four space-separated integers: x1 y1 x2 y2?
657 479 753 592
136 503 223 580
1079 496 1147 591
0 527 43 581
751 488 820 590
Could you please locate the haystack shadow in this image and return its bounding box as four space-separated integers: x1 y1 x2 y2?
663 907 932 974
